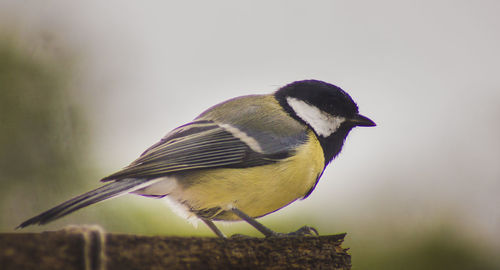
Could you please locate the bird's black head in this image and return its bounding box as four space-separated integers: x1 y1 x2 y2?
275 79 375 164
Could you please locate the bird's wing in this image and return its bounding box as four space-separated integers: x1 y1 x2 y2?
101 95 309 182
101 119 305 181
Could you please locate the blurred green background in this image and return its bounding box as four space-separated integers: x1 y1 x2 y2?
1 1 500 269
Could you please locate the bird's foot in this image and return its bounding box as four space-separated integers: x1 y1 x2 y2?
229 226 318 239
267 226 319 238
229 233 258 239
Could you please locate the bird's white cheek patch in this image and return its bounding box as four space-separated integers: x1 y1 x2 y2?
286 97 345 137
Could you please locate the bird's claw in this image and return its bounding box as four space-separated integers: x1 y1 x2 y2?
267 226 319 238
229 233 257 239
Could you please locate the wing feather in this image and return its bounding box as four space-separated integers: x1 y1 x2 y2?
101 121 279 181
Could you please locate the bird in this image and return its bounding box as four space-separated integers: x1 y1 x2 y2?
18 79 375 238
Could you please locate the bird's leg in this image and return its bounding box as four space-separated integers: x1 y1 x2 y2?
231 207 319 238
231 208 276 237
201 218 226 238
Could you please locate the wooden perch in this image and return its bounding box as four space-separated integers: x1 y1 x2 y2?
0 227 351 270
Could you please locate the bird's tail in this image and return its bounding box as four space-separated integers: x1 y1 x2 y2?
17 178 150 228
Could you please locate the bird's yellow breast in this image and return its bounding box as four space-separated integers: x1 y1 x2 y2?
171 131 325 220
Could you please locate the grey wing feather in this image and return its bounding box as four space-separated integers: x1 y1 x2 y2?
101 120 290 181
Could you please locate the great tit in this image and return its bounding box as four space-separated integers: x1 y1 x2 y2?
18 79 375 238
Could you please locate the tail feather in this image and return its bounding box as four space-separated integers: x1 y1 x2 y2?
17 178 149 228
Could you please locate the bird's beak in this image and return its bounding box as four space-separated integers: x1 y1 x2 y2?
350 114 376 127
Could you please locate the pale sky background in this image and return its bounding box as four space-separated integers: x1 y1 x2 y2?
2 0 499 246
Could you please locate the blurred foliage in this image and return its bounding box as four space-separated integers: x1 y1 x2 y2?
351 223 500 270
0 33 89 229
